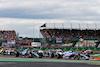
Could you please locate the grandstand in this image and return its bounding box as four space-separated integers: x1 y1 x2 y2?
0 30 17 40
40 23 100 48
0 30 18 47
0 30 33 47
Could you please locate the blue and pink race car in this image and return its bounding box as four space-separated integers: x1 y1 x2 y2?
63 51 90 60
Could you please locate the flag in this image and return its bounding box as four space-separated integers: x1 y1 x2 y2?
40 24 46 27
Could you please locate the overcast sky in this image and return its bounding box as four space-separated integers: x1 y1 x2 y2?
0 0 100 38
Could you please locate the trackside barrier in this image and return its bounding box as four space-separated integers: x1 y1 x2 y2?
14 48 100 51
0 48 100 51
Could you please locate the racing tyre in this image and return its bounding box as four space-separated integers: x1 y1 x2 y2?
77 54 80 60
39 53 43 58
3 53 5 55
10 52 11 55
86 54 90 57
57 54 60 59
50 53 54 58
3 51 5 55
75 54 80 60
91 52 93 54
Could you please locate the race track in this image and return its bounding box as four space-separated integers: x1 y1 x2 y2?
0 56 99 67
0 62 100 67
0 54 100 67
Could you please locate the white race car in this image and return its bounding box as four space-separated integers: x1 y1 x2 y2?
3 48 15 55
82 50 93 54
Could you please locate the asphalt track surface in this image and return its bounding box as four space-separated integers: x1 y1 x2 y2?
0 57 100 67
0 62 100 67
0 54 100 67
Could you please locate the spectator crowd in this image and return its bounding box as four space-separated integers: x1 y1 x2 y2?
0 30 17 41
0 30 33 46
40 29 100 39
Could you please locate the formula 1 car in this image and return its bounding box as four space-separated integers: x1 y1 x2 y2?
38 50 44 57
63 51 90 60
21 49 43 58
48 49 63 59
48 50 56 58
80 54 90 60
56 49 63 59
63 51 78 59
3 48 15 55
81 50 93 54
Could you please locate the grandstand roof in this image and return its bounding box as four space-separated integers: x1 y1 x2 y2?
40 23 100 30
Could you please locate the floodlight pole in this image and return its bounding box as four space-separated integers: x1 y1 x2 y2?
70 23 72 37
95 23 97 39
54 23 56 46
78 23 81 47
39 26 41 38
39 26 40 38
79 23 80 37
54 23 55 29
87 24 89 38
62 23 64 38
33 21 34 42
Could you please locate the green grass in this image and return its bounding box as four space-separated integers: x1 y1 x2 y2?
90 56 100 58
0 57 100 63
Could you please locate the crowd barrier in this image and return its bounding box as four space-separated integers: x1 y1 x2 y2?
14 47 100 51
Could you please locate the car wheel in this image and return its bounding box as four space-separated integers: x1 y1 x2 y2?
74 54 80 60
50 53 54 58
10 52 11 55
57 54 60 59
91 52 93 54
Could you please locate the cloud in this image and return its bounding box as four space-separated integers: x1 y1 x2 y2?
0 0 100 20
0 0 100 37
